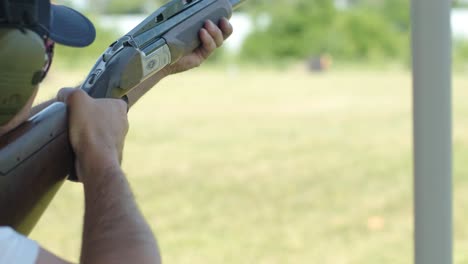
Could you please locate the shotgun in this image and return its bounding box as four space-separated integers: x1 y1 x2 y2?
0 0 245 235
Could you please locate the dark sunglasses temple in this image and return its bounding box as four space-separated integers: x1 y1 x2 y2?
41 39 55 81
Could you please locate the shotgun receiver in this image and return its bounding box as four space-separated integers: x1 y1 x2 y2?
0 0 245 235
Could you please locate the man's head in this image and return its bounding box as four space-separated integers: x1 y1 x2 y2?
0 0 95 126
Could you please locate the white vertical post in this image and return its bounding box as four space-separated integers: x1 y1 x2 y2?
411 0 453 263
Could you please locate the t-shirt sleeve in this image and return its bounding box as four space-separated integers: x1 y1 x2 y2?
0 226 39 264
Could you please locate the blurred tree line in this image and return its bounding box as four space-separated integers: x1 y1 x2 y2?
56 0 468 66
59 0 163 14
241 0 411 63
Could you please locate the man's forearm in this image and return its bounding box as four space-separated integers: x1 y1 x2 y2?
78 160 160 264
126 69 168 107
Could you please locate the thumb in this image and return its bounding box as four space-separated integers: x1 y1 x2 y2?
57 88 78 103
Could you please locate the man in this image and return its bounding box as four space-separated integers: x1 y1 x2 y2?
0 1 232 263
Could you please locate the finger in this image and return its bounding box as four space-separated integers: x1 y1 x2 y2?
105 99 129 133
66 89 91 106
113 98 129 116
57 88 76 102
205 20 224 47
199 28 217 58
121 95 130 113
219 17 233 39
96 98 129 117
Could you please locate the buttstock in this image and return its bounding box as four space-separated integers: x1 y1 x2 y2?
0 103 73 235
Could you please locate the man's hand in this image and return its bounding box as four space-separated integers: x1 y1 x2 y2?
162 18 233 75
126 17 233 106
59 89 160 264
56 18 232 175
58 89 128 182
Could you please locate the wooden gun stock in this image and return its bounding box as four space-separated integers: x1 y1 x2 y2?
0 103 73 234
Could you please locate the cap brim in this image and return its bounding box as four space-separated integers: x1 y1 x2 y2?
49 5 96 47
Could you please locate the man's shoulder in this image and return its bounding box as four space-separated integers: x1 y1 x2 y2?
0 226 15 236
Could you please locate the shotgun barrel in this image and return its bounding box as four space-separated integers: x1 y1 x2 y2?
0 0 245 234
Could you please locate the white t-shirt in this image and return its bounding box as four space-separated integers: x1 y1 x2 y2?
0 227 39 264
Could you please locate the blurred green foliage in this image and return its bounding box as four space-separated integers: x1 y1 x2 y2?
241 0 411 63
54 21 119 69
101 0 162 14
454 40 468 69
58 0 163 14
104 0 148 14
55 0 468 66
243 0 336 60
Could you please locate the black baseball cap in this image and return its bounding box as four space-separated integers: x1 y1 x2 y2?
0 0 96 47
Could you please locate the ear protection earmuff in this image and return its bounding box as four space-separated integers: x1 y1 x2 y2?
0 0 95 126
0 28 46 125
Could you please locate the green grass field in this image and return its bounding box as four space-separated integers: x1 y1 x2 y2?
28 67 468 263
